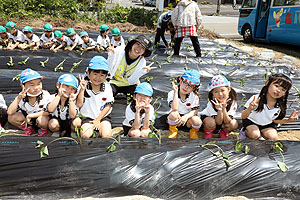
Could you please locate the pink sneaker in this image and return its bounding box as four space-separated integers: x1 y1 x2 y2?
38 128 48 137
19 124 26 131
24 126 34 135
219 129 230 139
203 129 215 138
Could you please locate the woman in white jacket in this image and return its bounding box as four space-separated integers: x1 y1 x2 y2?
107 35 155 97
171 0 202 57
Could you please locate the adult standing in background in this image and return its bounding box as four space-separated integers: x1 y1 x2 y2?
171 0 202 57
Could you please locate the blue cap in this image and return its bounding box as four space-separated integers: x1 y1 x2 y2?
182 69 200 86
58 74 79 91
209 75 230 91
134 82 153 97
20 68 43 84
88 56 109 71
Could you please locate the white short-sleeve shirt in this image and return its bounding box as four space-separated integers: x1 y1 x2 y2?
81 38 96 49
110 35 125 47
244 94 281 126
97 35 110 48
18 90 52 115
0 94 7 109
24 34 40 44
49 95 78 121
8 30 25 43
67 34 83 46
55 36 69 45
79 82 114 120
40 32 55 44
167 90 200 115
200 101 237 117
122 103 155 127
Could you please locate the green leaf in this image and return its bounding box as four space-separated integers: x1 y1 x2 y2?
224 159 231 167
222 153 229 159
148 132 154 138
40 146 49 158
35 140 44 148
213 151 221 157
107 144 116 152
277 161 288 172
235 142 243 152
245 145 250 154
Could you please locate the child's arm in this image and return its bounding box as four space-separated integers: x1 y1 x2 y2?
68 92 79 119
55 42 66 51
170 82 179 111
142 104 152 130
179 109 197 126
132 102 142 130
69 42 78 51
274 109 300 124
7 86 29 115
25 110 49 126
93 104 111 130
7 41 20 50
76 75 87 108
241 96 260 119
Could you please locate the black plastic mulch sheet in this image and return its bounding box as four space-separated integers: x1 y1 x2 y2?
0 136 299 199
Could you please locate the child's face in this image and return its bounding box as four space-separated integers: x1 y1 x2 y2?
0 32 7 39
113 35 120 40
7 28 16 35
45 31 52 37
59 83 76 98
130 42 146 58
134 93 152 106
57 36 63 41
88 70 107 86
102 30 109 36
82 36 89 43
69 35 75 40
179 79 195 94
212 86 230 103
24 32 33 38
267 81 287 100
24 78 42 95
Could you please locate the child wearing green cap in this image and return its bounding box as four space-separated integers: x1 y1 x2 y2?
122 82 155 137
0 26 10 47
40 23 55 49
65 28 83 51
96 24 111 51
50 30 68 51
111 27 125 48
79 31 96 51
5 21 25 50
19 26 41 50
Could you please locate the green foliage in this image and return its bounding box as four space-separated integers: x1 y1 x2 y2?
7 56 14 67
273 142 288 172
232 132 250 154
18 57 29 65
40 57 49 68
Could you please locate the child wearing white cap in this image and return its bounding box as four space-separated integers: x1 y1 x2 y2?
200 75 238 139
122 82 155 137
7 68 52 136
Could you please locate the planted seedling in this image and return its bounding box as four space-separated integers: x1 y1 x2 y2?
70 59 82 73
54 59 66 72
149 54 158 62
127 93 133 105
232 132 250 154
107 135 121 153
7 56 14 67
233 78 250 87
272 141 288 172
204 51 209 57
201 141 231 169
164 55 172 63
36 138 79 158
148 97 163 145
18 57 29 65
233 51 239 57
12 73 21 81
239 93 246 108
144 76 153 83
40 57 49 68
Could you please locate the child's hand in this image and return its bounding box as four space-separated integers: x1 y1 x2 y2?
211 99 224 111
171 81 178 93
135 101 143 113
92 120 101 131
289 109 300 122
249 96 260 110
143 62 156 72
79 75 88 90
178 115 188 126
22 115 32 128
144 104 151 114
58 84 64 97
18 85 30 99
69 91 78 102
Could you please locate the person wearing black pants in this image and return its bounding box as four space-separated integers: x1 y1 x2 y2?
173 36 201 57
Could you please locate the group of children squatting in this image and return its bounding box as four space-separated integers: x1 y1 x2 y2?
0 21 125 51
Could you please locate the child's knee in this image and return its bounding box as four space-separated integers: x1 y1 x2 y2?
71 118 81 130
245 127 260 139
8 113 24 125
48 119 60 132
37 116 49 127
168 111 180 121
191 116 202 126
203 117 216 129
128 129 141 137
80 123 93 138
140 128 151 137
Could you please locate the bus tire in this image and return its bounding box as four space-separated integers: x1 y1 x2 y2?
242 25 253 43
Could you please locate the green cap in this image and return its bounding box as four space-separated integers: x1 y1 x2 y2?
99 24 109 32
44 23 53 31
54 30 63 39
80 31 88 37
23 26 33 33
112 27 120 35
5 21 16 29
0 26 7 33
66 28 76 36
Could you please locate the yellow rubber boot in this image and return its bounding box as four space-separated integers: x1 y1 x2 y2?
168 125 178 138
189 128 199 139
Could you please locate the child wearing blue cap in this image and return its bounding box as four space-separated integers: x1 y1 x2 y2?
47 74 81 137
97 24 111 51
7 68 52 136
19 26 41 50
5 21 25 50
200 75 238 139
79 31 96 51
241 73 298 141
76 56 114 138
40 23 55 49
65 28 83 51
122 82 155 137
166 69 202 139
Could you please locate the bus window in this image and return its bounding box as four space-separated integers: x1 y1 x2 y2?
260 0 269 17
242 0 256 8
273 0 300 6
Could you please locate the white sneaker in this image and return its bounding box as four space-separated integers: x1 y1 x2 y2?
51 132 60 137
0 123 5 133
